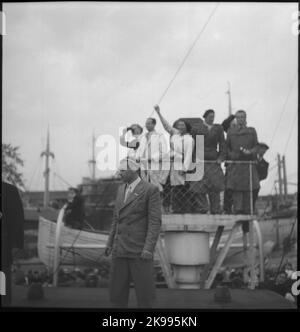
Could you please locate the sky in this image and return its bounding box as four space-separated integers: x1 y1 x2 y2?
2 2 298 195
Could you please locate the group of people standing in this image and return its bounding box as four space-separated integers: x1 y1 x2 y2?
120 105 269 216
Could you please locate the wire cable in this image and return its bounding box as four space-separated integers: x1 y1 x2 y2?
149 2 220 117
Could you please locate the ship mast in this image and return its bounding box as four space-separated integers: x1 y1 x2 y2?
41 125 55 207
226 81 232 116
88 132 96 181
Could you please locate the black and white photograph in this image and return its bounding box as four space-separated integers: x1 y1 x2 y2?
0 1 298 314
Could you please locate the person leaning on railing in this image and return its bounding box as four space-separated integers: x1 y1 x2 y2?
225 110 260 219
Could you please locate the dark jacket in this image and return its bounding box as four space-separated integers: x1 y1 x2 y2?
189 124 226 193
226 126 260 191
65 195 85 227
1 182 24 267
256 158 269 181
107 180 161 258
203 124 226 161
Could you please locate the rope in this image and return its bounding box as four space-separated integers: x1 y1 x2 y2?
53 171 73 188
49 229 82 282
149 2 220 117
26 156 42 192
269 71 297 146
274 215 297 283
283 110 297 155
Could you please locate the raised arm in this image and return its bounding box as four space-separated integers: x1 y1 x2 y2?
120 128 140 150
154 105 179 136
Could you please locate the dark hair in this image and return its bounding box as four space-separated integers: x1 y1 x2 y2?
173 119 192 134
221 114 236 133
203 109 215 118
68 187 78 194
236 110 246 116
147 117 156 125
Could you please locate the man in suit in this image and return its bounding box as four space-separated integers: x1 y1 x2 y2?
105 158 161 308
1 181 24 307
136 118 169 192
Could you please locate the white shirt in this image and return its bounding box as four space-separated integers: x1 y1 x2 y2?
124 177 141 202
136 130 168 164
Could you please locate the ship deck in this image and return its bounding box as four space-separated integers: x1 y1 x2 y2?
10 285 296 309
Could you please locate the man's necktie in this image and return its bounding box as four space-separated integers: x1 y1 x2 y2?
124 184 131 203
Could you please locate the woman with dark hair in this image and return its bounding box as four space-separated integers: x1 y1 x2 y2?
154 105 194 213
190 109 226 214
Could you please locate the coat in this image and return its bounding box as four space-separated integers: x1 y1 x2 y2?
256 158 269 181
189 124 226 193
64 195 85 228
226 126 260 191
1 182 24 267
107 180 162 258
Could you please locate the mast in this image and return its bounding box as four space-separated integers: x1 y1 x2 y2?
226 81 232 116
41 125 55 207
282 155 288 201
277 154 283 205
88 132 96 181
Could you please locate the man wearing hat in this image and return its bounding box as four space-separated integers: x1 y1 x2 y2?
226 110 260 216
105 158 161 308
253 142 269 204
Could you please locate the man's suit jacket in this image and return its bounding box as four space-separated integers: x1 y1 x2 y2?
1 182 24 268
107 180 161 258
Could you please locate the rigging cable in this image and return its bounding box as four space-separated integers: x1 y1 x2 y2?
149 2 220 117
269 71 297 146
283 110 297 155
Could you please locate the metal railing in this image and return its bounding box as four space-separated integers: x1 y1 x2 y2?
143 159 258 216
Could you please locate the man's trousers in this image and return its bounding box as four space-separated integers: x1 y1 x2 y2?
1 265 12 307
109 257 156 308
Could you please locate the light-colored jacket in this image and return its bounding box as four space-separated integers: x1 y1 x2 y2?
107 180 162 258
136 131 170 189
170 133 194 186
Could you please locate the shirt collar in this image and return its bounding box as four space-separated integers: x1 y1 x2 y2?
126 176 141 191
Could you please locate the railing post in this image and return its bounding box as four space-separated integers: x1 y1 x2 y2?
248 162 256 289
53 205 67 287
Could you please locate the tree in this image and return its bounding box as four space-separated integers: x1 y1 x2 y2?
2 143 25 189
